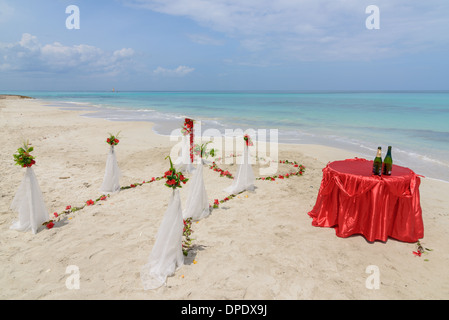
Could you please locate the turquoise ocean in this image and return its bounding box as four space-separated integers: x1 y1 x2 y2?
3 90 449 182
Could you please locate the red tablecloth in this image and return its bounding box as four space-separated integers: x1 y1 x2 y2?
308 158 424 242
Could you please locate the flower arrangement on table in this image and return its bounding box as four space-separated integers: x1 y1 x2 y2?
106 132 120 146
244 134 253 147
13 141 36 168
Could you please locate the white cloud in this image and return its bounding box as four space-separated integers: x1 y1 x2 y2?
187 34 224 46
153 65 195 76
125 0 449 62
0 33 135 75
0 0 14 23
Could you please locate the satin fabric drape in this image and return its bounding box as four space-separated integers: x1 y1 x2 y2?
308 158 424 242
10 167 49 234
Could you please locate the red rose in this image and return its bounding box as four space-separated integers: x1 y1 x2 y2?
167 179 176 186
86 199 94 206
53 212 58 217
66 205 71 210
46 222 55 229
214 199 219 205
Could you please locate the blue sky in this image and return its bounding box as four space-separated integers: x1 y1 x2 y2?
0 0 448 91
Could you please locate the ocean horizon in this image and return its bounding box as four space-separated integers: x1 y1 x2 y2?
3 90 449 183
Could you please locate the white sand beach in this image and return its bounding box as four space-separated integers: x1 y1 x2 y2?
1 96 448 300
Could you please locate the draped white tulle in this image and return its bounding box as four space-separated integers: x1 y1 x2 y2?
175 135 195 173
10 167 49 234
224 144 255 194
141 189 184 290
183 159 210 221
100 145 121 194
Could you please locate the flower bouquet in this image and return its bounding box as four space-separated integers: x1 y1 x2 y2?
106 132 120 146
13 141 36 168
164 156 189 189
193 141 216 159
244 134 253 147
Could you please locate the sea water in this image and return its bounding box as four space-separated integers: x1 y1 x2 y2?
3 90 449 182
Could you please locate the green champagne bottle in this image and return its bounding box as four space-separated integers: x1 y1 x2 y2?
383 146 393 175
372 146 382 176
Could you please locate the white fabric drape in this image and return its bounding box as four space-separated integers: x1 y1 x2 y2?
175 135 195 174
100 145 121 194
183 159 210 221
10 167 49 234
224 144 255 194
141 189 184 290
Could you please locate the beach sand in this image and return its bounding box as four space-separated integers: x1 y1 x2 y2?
1 96 448 300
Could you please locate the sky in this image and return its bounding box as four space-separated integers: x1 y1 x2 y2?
0 0 448 91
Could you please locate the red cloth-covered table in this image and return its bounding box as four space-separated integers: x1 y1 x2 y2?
308 158 424 242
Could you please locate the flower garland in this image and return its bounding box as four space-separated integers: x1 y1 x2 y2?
209 162 233 179
13 141 36 168
42 176 164 229
257 160 305 181
182 218 194 256
106 132 120 146
208 157 305 182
